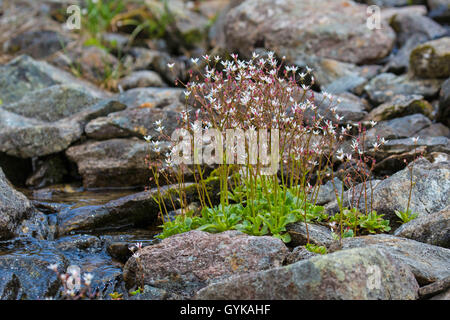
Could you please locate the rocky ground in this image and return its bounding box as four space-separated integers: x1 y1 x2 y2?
0 0 449 300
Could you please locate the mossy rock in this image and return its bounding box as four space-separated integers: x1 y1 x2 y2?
410 37 450 79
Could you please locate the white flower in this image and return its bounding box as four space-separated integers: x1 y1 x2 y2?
369 120 377 127
167 63 175 69
144 135 152 142
412 136 420 144
155 120 162 127
184 90 191 98
372 142 380 150
380 137 388 144
83 273 94 286
191 57 199 65
47 264 58 272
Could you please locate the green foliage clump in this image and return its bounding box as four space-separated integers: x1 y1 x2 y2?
157 178 326 243
395 209 419 224
305 243 327 255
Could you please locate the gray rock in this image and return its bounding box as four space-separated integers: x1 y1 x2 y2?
116 87 184 109
286 222 335 248
0 91 126 158
329 234 450 285
387 13 447 73
0 236 123 300
359 0 426 6
416 123 450 138
285 246 318 265
65 138 168 188
315 178 344 206
365 95 433 121
56 185 181 235
85 107 180 140
0 167 48 240
438 77 450 126
0 55 107 105
381 136 450 156
123 230 288 298
419 276 450 299
119 71 166 90
428 0 450 22
394 205 449 248
25 154 69 189
410 37 450 79
1 85 100 122
196 247 419 300
224 0 395 65
305 57 380 94
326 158 450 224
364 73 442 105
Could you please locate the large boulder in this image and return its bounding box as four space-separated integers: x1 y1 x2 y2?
123 230 288 299
410 37 450 79
196 247 419 300
329 234 450 285
394 205 449 248
224 0 395 64
438 77 450 126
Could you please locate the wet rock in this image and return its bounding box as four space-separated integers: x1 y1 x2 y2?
364 73 442 105
123 230 288 298
438 77 450 126
25 154 69 189
0 55 107 105
365 95 433 121
118 71 166 90
394 205 449 248
0 167 45 240
3 30 70 59
326 158 450 224
224 0 395 65
196 247 419 300
85 107 180 140
286 222 335 248
363 114 432 149
410 37 450 79
285 246 318 265
381 136 450 157
329 234 450 285
66 138 167 188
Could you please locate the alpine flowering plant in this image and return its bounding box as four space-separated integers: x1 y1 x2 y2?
146 51 390 244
